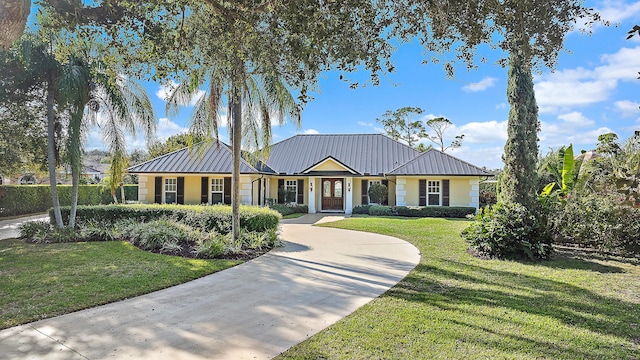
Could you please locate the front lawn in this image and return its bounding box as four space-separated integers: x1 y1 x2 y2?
278 217 640 359
0 239 240 329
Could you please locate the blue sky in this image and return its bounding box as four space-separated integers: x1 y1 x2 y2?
83 0 640 169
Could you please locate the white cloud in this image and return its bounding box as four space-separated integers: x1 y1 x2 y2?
535 46 640 112
557 112 595 127
358 121 374 127
496 102 507 110
462 77 498 92
156 81 206 106
596 0 640 25
301 129 320 135
457 120 508 144
450 146 505 169
156 117 189 141
614 100 640 117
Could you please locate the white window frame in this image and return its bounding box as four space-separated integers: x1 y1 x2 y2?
427 180 441 206
285 180 298 204
164 177 177 204
210 178 224 204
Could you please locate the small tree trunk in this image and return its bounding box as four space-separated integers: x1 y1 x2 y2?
46 78 63 228
120 183 125 204
231 81 242 241
112 189 118 204
69 163 79 227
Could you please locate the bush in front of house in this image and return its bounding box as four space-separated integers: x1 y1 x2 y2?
0 185 138 217
51 204 281 234
269 203 308 216
352 205 371 214
368 205 394 216
368 183 388 204
393 206 476 218
461 202 553 260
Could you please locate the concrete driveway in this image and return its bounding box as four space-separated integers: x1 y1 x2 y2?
0 214 421 359
0 214 49 240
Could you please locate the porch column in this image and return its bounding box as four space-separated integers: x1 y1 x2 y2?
308 177 316 213
396 177 407 206
345 176 353 214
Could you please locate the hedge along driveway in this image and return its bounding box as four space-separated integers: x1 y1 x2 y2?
0 185 138 217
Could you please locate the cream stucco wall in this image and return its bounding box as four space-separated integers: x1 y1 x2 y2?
136 174 256 205
396 176 481 208
352 178 395 207
312 159 349 171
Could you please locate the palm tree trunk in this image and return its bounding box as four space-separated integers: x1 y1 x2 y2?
46 78 63 228
69 165 79 227
231 80 242 241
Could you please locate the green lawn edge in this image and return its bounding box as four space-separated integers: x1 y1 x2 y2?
277 217 640 360
0 239 240 329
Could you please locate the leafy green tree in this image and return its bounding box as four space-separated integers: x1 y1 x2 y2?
368 183 388 205
148 132 206 159
376 107 426 148
48 1 393 241
424 117 464 152
387 1 601 210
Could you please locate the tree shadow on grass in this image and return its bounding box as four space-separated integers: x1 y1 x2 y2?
385 260 639 359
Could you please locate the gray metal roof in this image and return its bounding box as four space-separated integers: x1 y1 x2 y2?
388 148 490 176
128 142 263 174
266 134 419 175
128 134 488 177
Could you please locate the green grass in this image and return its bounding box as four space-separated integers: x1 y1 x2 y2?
278 217 640 360
0 239 240 329
282 213 306 220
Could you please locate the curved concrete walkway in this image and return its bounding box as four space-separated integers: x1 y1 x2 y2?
0 214 420 359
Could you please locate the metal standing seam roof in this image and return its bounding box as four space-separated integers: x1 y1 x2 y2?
128 142 264 174
265 134 420 175
128 134 488 176
388 148 490 176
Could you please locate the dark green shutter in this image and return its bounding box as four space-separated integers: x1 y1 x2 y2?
297 179 304 204
201 177 209 204
382 180 389 205
154 176 162 204
278 179 285 203
442 179 450 207
177 177 184 204
223 177 231 205
361 180 368 205
419 179 426 206
257 178 262 206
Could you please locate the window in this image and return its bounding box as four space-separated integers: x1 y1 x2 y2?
211 178 224 204
334 180 342 197
285 180 297 203
164 178 177 204
427 180 440 206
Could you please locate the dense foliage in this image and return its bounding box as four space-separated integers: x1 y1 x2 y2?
351 205 476 219
367 183 388 204
50 204 280 234
0 185 138 217
462 202 553 260
269 204 308 216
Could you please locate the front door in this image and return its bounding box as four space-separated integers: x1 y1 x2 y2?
322 178 344 210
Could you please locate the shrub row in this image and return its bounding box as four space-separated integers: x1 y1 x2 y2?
20 218 281 259
51 204 281 234
0 185 138 217
352 205 476 218
269 204 308 216
548 195 640 256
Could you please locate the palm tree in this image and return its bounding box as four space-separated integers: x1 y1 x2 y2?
166 69 300 240
57 44 155 226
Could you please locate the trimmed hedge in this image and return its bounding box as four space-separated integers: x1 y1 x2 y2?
0 185 138 217
369 205 394 216
352 205 371 214
393 206 476 218
51 204 281 234
269 204 308 216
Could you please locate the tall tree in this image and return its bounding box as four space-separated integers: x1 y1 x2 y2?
376 107 426 148
47 1 392 240
387 0 601 208
424 117 464 152
148 132 206 159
